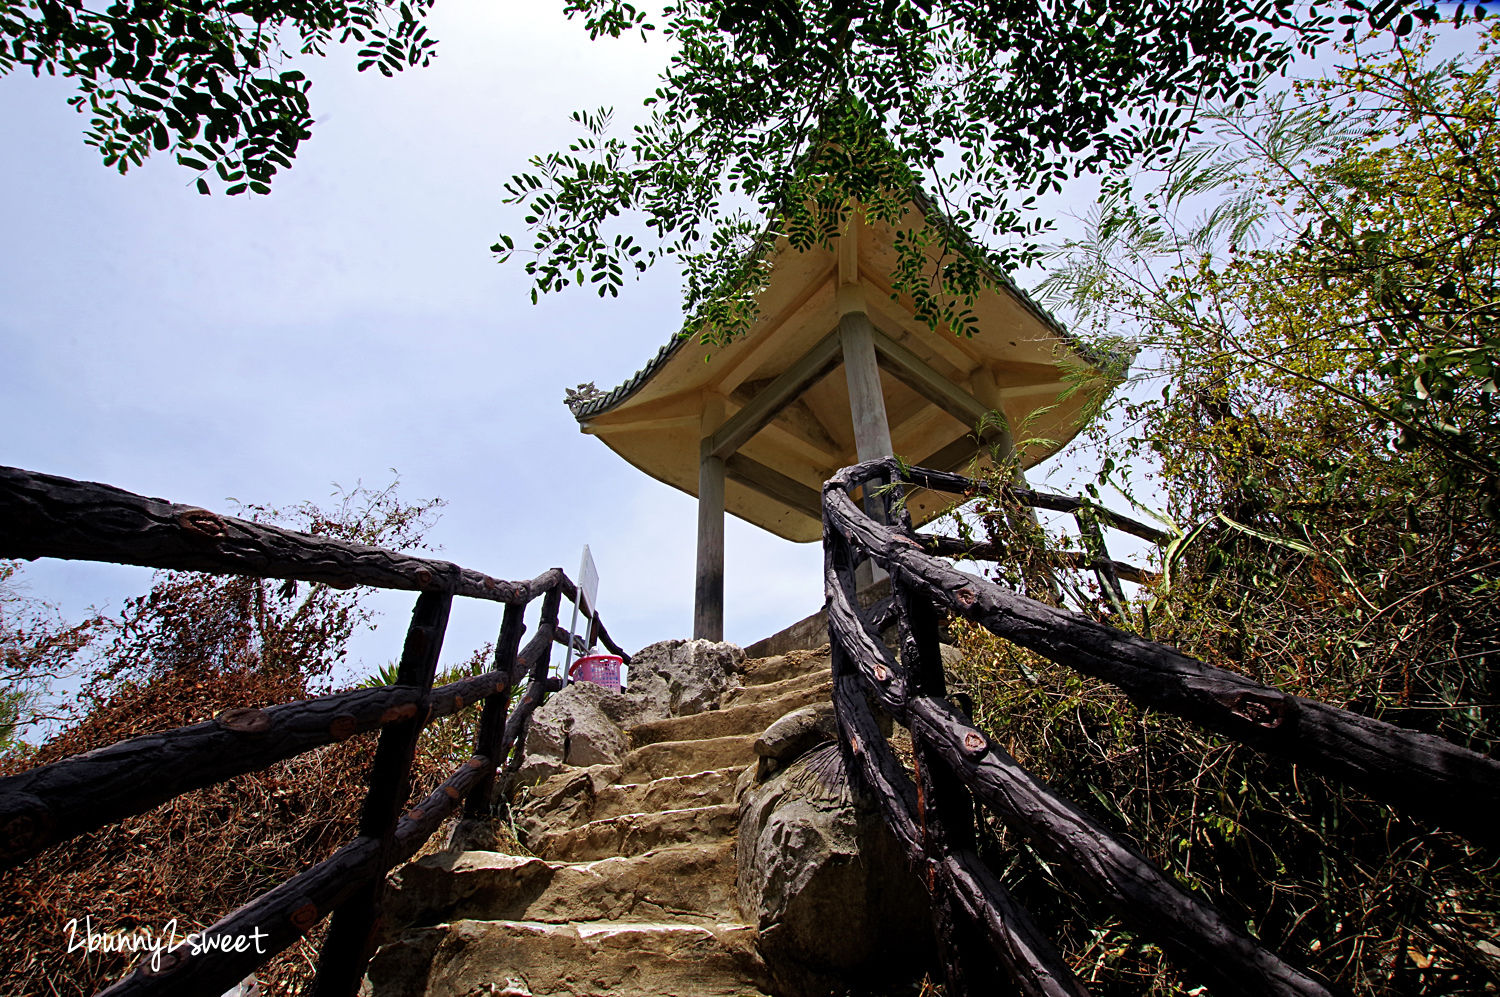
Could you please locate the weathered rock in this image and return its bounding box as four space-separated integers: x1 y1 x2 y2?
520 680 651 782
754 703 837 766
630 681 833 749
382 841 741 933
737 743 933 997
625 639 745 719
366 919 767 997
529 803 740 861
616 733 758 783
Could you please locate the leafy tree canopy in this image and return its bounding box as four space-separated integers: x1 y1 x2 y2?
500 0 1480 343
930 29 1500 992
0 0 437 193
1045 21 1500 513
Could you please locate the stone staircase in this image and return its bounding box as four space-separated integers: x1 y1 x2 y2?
365 646 837 997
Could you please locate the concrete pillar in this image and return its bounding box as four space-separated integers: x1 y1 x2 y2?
694 396 727 641
838 284 893 590
694 445 726 641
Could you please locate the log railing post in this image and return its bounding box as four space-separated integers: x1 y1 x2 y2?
496 585 565 805
313 590 452 997
464 601 527 818
895 556 1006 995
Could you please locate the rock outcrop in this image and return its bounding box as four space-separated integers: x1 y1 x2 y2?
518 639 745 783
623 638 746 718
738 713 933 996
365 643 933 997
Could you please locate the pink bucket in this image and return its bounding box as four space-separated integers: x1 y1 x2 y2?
569 653 623 692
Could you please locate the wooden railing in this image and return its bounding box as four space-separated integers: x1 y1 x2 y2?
0 465 630 997
822 457 1500 997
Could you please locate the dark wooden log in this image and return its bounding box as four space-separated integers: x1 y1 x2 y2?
426 670 511 723
830 660 1091 997
924 534 1156 589
914 733 1014 996
0 465 548 603
908 693 1333 997
497 588 564 796
93 755 493 997
828 521 1332 995
466 602 526 818
0 567 627 865
825 469 1500 847
825 530 1091 997
892 561 1014 995
314 591 451 997
828 533 1330 996
0 661 512 869
839 457 1170 545
0 683 412 867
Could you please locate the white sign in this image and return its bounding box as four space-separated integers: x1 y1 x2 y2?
577 545 599 619
563 545 600 676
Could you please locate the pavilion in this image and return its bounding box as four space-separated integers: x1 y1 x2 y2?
565 194 1101 640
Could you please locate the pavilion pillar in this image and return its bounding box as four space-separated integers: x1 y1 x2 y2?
838 283 893 590
694 396 727 641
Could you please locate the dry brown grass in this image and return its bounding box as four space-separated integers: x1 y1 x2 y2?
0 659 493 996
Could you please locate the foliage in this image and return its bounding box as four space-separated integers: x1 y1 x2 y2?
0 0 437 193
81 477 444 699
1046 23 1500 511
926 24 1500 995
501 0 1472 344
0 477 496 997
0 560 103 752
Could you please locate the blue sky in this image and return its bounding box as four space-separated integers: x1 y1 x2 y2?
1 3 839 683
11 6 1473 692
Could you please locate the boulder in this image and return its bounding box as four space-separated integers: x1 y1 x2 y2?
625 639 745 719
737 743 933 996
520 680 650 782
753 703 837 778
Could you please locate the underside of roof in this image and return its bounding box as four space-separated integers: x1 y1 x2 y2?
568 202 1102 543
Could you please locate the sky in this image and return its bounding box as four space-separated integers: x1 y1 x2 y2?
8 5 1476 698
1 2 919 689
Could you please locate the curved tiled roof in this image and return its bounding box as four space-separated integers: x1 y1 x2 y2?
565 187 1090 423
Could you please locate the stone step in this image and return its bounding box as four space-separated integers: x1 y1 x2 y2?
367 918 768 997
523 766 743 833
616 733 757 783
740 648 832 687
530 803 740 862
627 682 832 749
384 841 739 932
721 666 832 710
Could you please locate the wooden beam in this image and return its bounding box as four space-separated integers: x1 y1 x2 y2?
725 453 822 521
918 432 984 475
863 301 975 380
731 379 842 460
838 213 860 286
580 414 699 436
870 328 990 429
857 266 987 368
1001 378 1069 396
715 264 836 396
708 329 842 460
0 465 539 605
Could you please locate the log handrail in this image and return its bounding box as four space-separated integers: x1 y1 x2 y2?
822 456 1500 996
0 465 630 997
